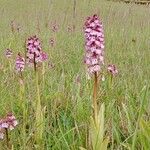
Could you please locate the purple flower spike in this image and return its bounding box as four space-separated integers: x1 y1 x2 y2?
84 14 105 75
5 113 18 130
26 35 48 67
5 49 13 58
0 113 18 140
40 51 48 62
15 53 25 72
26 35 42 64
107 64 118 76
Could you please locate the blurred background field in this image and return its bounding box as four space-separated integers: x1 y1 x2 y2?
0 0 150 149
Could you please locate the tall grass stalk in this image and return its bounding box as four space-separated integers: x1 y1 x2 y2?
35 70 44 148
131 86 148 150
19 75 26 149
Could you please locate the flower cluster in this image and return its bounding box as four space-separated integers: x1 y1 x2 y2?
26 35 48 65
15 53 25 72
40 51 48 62
0 113 18 140
107 64 118 76
84 14 105 75
5 49 13 58
26 35 42 63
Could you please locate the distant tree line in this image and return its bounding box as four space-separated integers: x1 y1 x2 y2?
108 0 150 5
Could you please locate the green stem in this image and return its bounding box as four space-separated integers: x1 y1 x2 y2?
5 128 10 148
19 74 26 149
33 52 37 72
131 87 147 150
42 63 45 90
73 0 76 19
35 71 44 148
108 74 113 90
9 60 12 71
93 72 98 123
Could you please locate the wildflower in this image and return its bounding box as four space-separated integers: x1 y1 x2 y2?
107 64 118 76
26 35 48 67
26 35 42 64
84 14 105 75
5 113 18 130
52 23 59 32
67 25 75 32
40 51 48 62
49 38 55 47
15 53 25 72
0 120 9 128
5 49 13 58
48 61 55 69
0 113 18 140
0 113 18 131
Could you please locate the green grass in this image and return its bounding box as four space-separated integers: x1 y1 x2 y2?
0 0 150 149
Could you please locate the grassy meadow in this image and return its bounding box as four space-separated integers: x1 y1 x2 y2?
0 0 150 149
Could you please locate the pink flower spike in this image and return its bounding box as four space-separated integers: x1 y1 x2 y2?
84 14 105 75
40 51 48 62
5 49 13 58
15 53 25 72
26 35 43 66
107 64 118 76
5 113 18 130
0 113 18 140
